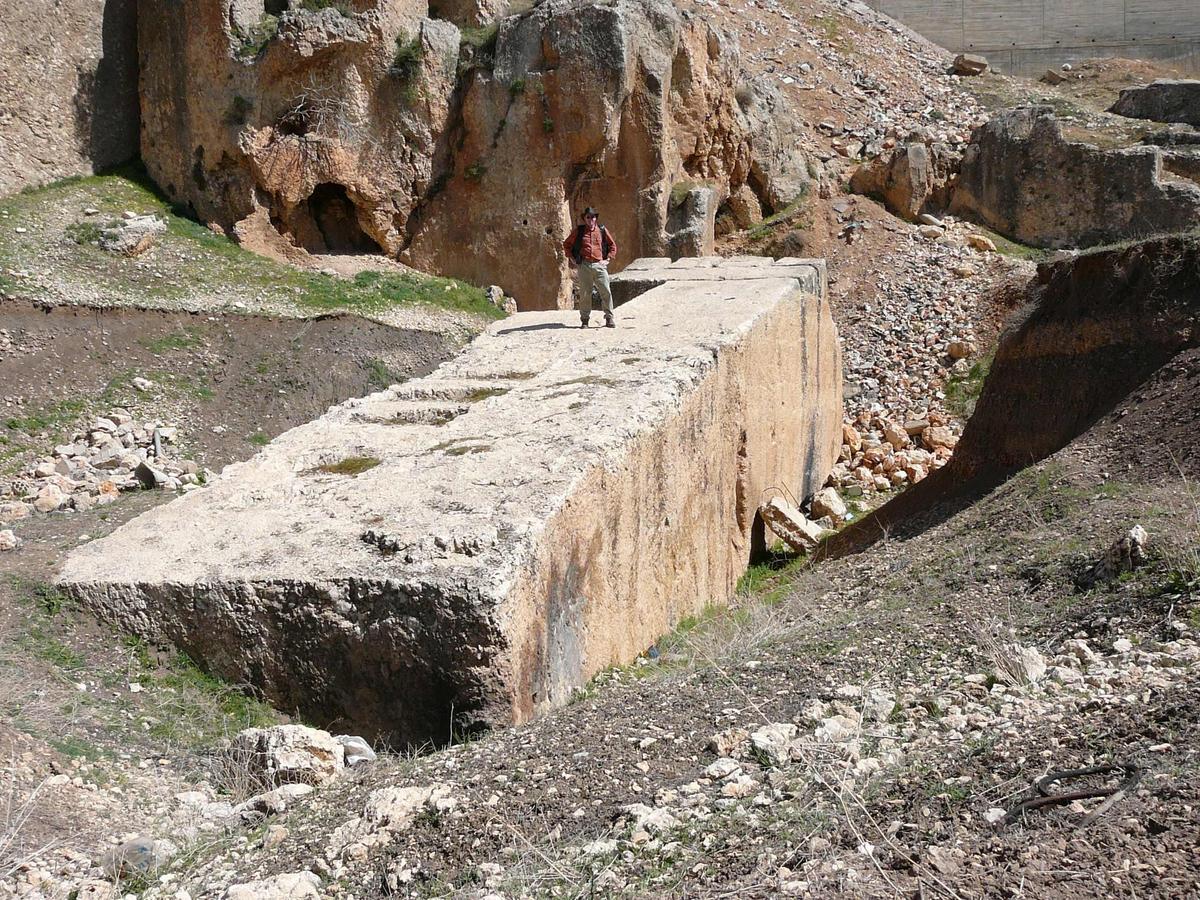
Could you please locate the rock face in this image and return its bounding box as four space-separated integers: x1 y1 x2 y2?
950 107 1200 249
0 0 139 194
849 141 958 222
1111 80 1200 126
829 235 1200 556
137 0 811 309
58 257 840 746
946 236 1200 480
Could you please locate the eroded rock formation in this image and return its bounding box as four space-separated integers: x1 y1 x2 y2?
138 0 811 308
58 258 840 746
949 106 1200 249
1111 79 1200 127
848 139 959 222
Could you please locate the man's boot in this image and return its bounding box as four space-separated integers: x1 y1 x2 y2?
581 317 590 328
604 315 615 328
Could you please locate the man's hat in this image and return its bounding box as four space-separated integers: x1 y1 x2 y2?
581 206 599 218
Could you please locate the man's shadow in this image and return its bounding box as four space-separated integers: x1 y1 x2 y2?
495 322 574 334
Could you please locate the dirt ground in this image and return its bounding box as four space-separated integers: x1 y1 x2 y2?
0 298 457 476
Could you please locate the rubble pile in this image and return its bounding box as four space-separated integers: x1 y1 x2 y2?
0 409 208 532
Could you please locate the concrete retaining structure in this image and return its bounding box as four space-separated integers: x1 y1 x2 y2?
58 257 841 746
865 1 1200 75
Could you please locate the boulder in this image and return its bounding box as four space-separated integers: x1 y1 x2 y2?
235 783 314 822
33 485 66 513
950 107 1200 249
947 340 974 360
99 216 167 257
0 530 20 552
100 836 176 881
1110 80 1200 127
850 141 958 222
810 487 847 520
1103 525 1150 578
761 496 826 552
722 184 764 231
666 184 718 259
749 722 798 766
336 734 378 767
0 501 30 524
952 54 988 77
231 725 345 786
225 872 322 900
920 426 958 450
60 262 841 745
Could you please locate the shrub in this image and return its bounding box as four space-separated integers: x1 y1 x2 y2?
301 0 352 14
235 14 279 59
391 34 424 81
65 221 103 245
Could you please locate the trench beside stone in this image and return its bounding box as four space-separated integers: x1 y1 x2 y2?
58 257 841 746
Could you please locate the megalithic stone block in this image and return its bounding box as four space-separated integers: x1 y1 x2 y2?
58 257 841 747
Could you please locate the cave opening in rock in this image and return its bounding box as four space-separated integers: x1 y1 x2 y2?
265 0 288 14
281 183 382 255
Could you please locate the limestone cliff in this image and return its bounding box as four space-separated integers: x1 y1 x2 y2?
0 0 139 194
137 0 811 308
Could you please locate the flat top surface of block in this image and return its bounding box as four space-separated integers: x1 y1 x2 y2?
60 273 809 594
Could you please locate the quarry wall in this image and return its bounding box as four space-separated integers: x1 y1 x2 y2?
0 0 139 195
866 1 1200 74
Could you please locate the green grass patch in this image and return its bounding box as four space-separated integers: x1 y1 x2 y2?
460 23 500 54
391 34 424 81
148 653 279 745
301 0 352 14
747 192 809 242
142 326 204 354
65 221 103 245
464 386 508 402
248 431 270 447
944 353 993 420
4 398 88 436
316 455 380 476
0 165 502 323
234 14 280 59
976 227 1053 263
300 269 503 319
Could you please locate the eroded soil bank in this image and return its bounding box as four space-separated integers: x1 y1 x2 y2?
1 299 457 475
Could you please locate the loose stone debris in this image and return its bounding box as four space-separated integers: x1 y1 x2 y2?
0 409 208 531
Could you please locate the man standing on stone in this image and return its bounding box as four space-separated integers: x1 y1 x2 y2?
563 207 618 328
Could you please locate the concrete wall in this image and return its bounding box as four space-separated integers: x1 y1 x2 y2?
866 1 1200 74
0 0 139 196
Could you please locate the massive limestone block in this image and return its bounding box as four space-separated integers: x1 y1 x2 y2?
950 107 1200 249
610 255 826 308
138 0 811 309
1111 80 1200 127
58 258 840 747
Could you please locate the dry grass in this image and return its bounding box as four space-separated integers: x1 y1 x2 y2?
0 759 56 881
